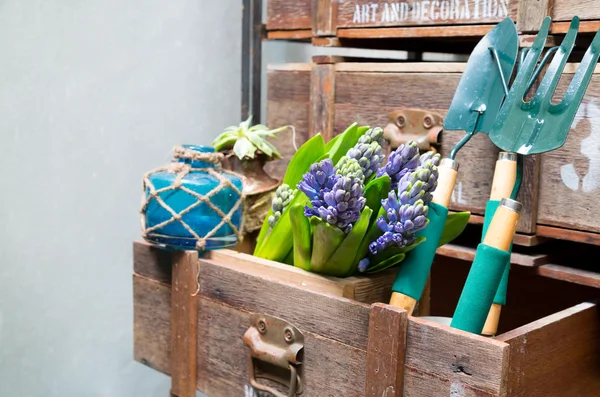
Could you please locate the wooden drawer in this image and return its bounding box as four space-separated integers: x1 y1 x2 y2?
266 0 600 43
265 60 600 245
133 241 600 397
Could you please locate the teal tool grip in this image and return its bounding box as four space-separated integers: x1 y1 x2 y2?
391 202 448 300
450 244 510 334
482 200 512 305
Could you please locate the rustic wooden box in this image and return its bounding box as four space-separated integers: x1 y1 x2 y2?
267 0 600 43
264 60 600 246
133 240 600 397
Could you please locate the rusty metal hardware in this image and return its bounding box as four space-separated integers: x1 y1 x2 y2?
243 314 304 397
383 108 444 152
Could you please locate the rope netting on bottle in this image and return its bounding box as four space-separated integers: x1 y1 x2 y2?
140 145 246 251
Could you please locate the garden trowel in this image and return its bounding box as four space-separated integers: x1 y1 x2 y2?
388 18 519 314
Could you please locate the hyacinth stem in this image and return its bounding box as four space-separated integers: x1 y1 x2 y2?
310 222 345 274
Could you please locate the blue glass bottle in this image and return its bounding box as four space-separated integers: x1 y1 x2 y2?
142 145 243 250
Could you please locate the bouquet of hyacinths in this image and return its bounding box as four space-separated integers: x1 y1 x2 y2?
253 123 470 277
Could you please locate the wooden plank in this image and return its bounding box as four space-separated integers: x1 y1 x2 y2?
351 268 398 303
335 62 466 73
267 63 313 72
312 36 342 46
133 275 172 377
313 0 337 36
536 225 600 246
551 20 600 33
266 0 312 31
199 298 367 397
497 302 600 396
337 24 496 39
517 0 553 32
435 243 551 267
198 256 372 350
536 75 600 234
365 303 407 397
266 29 313 40
312 55 345 64
170 251 199 397
553 0 600 22
336 0 517 28
309 63 336 140
133 240 172 285
404 317 509 396
537 264 600 289
515 154 540 234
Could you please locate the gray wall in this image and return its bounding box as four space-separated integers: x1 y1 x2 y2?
0 1 243 396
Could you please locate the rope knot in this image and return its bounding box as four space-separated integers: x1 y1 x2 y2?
173 145 224 165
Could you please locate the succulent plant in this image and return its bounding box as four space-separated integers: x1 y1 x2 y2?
212 114 290 160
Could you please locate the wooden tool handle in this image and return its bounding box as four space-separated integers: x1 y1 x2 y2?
483 200 521 250
490 152 518 200
432 158 459 208
390 292 418 315
482 152 518 336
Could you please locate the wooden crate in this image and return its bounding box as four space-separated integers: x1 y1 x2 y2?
266 0 600 45
264 59 600 246
133 240 600 397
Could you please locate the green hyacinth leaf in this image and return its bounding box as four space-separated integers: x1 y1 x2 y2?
353 206 386 269
363 175 391 227
310 221 346 274
325 207 373 277
254 191 309 261
438 211 471 247
364 253 406 274
369 236 426 266
327 123 369 166
290 203 312 271
282 133 326 191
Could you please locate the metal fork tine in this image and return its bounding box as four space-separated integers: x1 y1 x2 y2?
556 28 600 110
508 16 551 99
535 17 580 102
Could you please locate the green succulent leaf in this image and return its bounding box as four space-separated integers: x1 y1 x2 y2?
364 253 406 274
290 204 312 271
233 137 257 159
325 207 373 277
438 211 470 247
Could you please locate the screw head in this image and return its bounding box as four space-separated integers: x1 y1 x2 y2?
284 327 294 343
257 319 267 334
396 115 405 128
423 116 433 128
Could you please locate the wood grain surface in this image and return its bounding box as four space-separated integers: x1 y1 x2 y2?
266 0 312 31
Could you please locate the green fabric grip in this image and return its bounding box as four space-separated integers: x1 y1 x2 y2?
391 202 448 300
482 200 512 306
450 244 511 334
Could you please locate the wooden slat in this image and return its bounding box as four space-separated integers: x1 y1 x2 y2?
313 0 337 36
336 0 517 28
266 29 313 40
404 317 509 396
435 243 551 267
198 298 367 397
267 64 314 72
309 63 336 141
537 264 600 288
517 0 553 32
365 303 407 397
335 62 466 73
133 240 172 285
198 256 372 350
497 302 600 396
552 1 600 22
337 24 496 39
133 274 172 376
266 0 312 31
170 251 199 397
536 225 600 246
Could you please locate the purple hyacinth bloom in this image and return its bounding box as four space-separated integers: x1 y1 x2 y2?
304 175 366 233
337 127 385 181
297 158 339 208
358 257 371 273
376 141 420 190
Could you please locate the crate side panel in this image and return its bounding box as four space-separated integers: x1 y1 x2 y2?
267 0 312 30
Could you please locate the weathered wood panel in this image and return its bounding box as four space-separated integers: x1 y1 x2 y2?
266 69 311 180
198 256 372 350
553 0 600 21
336 0 518 28
498 302 600 396
266 0 312 30
309 64 336 140
538 76 600 233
